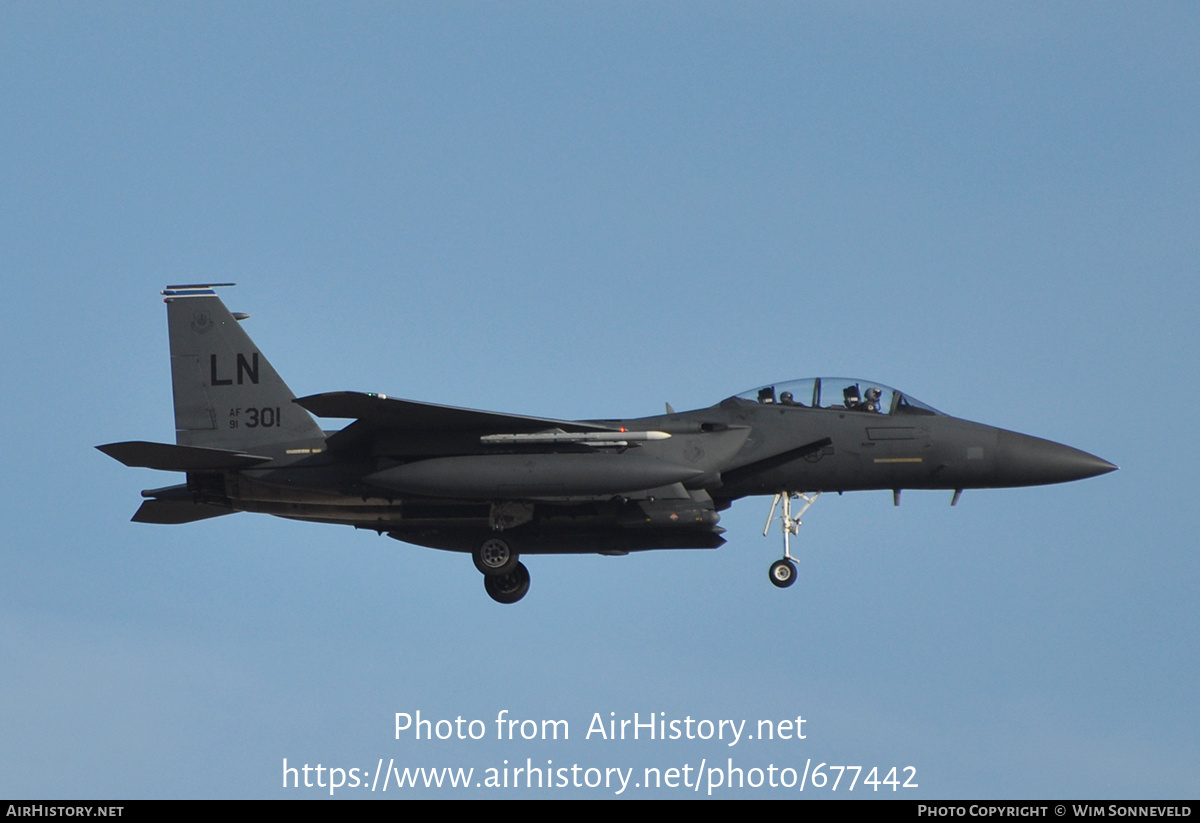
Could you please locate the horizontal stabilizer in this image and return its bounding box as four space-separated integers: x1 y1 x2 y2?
97 441 272 471
132 498 235 524
295 391 616 434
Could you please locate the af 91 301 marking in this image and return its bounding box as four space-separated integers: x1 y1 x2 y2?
228 406 282 429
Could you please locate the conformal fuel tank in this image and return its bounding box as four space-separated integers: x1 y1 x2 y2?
365 453 706 498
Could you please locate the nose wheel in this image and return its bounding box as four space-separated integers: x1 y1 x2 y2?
769 558 797 588
763 492 819 590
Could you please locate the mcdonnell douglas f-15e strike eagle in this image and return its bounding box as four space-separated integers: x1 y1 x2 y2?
99 285 1117 603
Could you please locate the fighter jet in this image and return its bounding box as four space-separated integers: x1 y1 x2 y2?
98 285 1117 603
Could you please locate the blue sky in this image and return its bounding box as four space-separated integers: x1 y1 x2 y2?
1 2 1196 798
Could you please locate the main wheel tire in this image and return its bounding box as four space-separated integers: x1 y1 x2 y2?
473 537 518 576
484 561 530 604
769 558 797 588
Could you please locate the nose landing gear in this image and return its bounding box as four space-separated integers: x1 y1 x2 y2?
763 492 819 590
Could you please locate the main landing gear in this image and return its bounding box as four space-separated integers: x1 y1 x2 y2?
483 562 530 604
763 491 819 589
473 537 519 575
474 537 530 604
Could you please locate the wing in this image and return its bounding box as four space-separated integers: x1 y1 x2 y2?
295 391 619 454
295 391 616 433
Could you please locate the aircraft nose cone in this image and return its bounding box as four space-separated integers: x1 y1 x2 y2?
995 430 1118 486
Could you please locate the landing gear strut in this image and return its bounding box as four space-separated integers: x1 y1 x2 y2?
483 561 530 604
763 491 819 590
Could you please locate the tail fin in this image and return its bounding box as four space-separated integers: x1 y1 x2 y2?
163 284 324 450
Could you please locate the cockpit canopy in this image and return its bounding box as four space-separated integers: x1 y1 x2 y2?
731 378 941 416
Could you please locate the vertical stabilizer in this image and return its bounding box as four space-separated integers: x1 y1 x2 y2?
163 284 324 449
